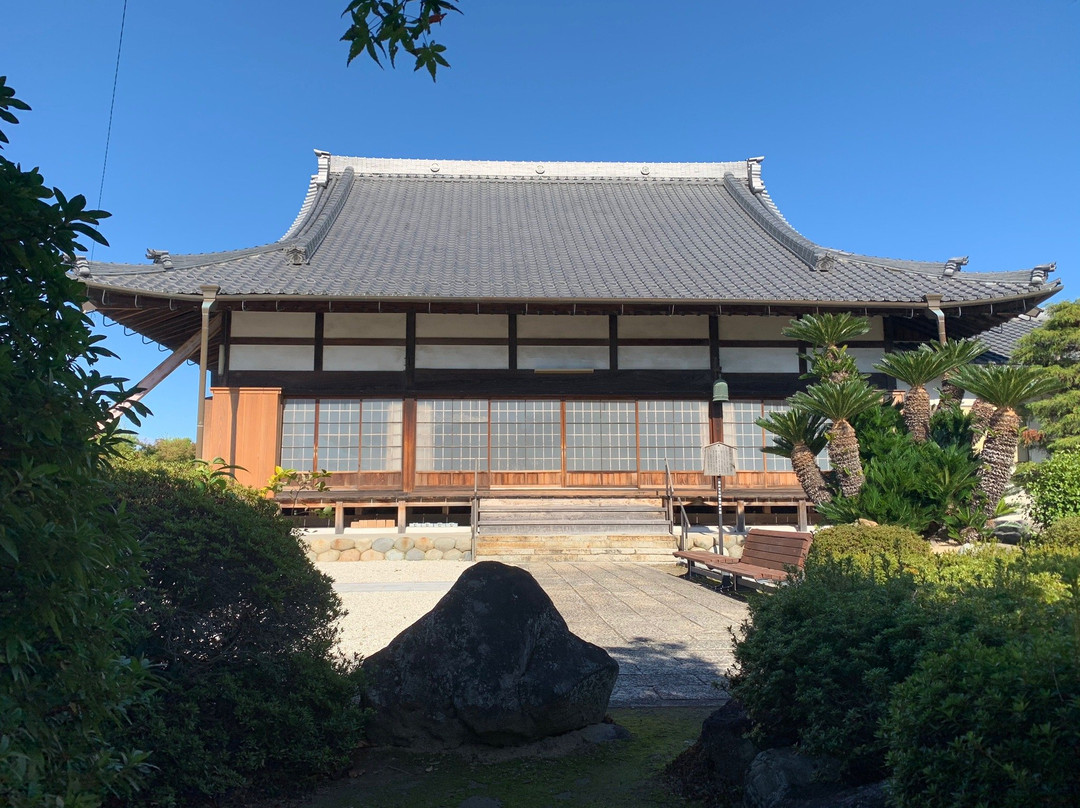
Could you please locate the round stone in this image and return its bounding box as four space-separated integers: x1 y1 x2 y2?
339 548 361 562
412 536 434 553
331 537 355 551
305 551 318 563
455 536 472 552
405 548 426 561
353 536 373 552
308 538 333 554
316 549 340 562
394 537 414 553
434 536 457 552
385 549 406 561
360 549 384 561
372 536 395 553
425 548 444 560
443 548 463 561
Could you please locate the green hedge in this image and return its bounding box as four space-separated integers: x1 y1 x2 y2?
730 545 1080 793
107 459 367 806
1035 515 1080 549
807 523 932 575
1024 450 1080 526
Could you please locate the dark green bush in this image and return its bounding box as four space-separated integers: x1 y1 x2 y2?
885 624 1080 807
807 523 931 574
0 78 152 807
730 546 1077 785
1025 452 1080 527
1035 515 1080 549
107 459 366 806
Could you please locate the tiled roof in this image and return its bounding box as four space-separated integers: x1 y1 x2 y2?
79 154 1062 307
978 313 1046 362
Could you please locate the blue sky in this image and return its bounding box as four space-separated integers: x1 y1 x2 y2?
6 0 1078 441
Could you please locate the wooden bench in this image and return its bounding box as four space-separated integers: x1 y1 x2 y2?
673 528 814 591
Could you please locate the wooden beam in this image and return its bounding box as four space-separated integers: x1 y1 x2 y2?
103 314 221 425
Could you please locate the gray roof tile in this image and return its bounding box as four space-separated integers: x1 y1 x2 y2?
82 155 1062 307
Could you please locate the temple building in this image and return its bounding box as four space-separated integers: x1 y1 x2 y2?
78 153 1061 532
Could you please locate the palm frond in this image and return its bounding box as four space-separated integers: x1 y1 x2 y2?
782 312 870 349
949 364 1060 410
789 379 885 422
931 338 989 374
757 409 829 456
874 345 952 386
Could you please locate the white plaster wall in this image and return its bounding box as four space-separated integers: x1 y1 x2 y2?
619 346 711 370
717 315 792 340
416 345 509 369
519 346 609 370
231 311 315 338
716 346 799 373
323 345 406 371
517 315 608 339
324 313 406 339
617 315 709 338
849 347 886 373
229 345 314 371
417 314 508 339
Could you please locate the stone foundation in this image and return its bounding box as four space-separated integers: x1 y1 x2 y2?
302 533 474 562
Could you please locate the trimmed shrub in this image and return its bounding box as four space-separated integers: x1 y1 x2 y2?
1025 451 1080 526
1035 515 1080 549
107 458 366 806
885 627 1080 807
807 523 931 574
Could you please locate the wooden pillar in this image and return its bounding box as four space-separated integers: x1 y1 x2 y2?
736 501 746 532
334 501 345 535
797 501 808 532
397 500 407 534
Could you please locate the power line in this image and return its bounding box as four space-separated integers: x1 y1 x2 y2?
92 0 128 259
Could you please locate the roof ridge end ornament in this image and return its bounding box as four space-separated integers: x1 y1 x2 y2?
315 149 331 187
146 248 173 270
1030 262 1055 287
746 156 765 193
943 256 968 277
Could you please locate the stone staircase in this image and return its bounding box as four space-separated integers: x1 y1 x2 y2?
474 497 678 563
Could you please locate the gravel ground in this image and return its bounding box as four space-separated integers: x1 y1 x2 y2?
317 559 747 706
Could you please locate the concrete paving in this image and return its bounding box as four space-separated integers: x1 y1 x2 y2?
322 560 748 708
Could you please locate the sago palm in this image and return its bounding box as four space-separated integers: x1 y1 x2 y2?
949 364 1059 517
783 312 870 382
757 409 832 504
874 346 951 443
789 379 884 497
931 338 988 406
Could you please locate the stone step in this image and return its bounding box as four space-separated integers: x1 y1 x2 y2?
478 542 677 554
476 552 678 564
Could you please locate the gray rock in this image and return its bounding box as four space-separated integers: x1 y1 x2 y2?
992 522 1029 545
743 747 842 808
665 699 758 802
405 548 426 561
363 561 619 748
384 548 405 561
372 536 395 553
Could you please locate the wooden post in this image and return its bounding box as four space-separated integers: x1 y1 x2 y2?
334 501 345 535
797 501 808 532
736 501 746 533
397 500 407 534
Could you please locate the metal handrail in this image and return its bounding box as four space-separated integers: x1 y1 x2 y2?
664 461 675 534
677 498 691 552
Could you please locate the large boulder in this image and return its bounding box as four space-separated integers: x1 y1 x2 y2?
744 748 885 808
362 561 619 748
665 699 759 804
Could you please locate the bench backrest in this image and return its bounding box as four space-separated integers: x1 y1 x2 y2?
740 529 814 572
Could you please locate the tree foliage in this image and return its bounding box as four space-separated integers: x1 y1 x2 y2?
341 0 461 80
1012 301 1080 452
0 77 151 807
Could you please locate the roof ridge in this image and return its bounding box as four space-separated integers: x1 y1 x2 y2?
723 172 828 271
328 154 750 180
282 167 354 265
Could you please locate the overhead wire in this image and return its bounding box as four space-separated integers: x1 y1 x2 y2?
91 0 128 260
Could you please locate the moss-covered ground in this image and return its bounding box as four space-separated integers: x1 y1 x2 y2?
294 706 711 808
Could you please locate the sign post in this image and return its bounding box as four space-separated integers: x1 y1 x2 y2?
703 442 736 553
